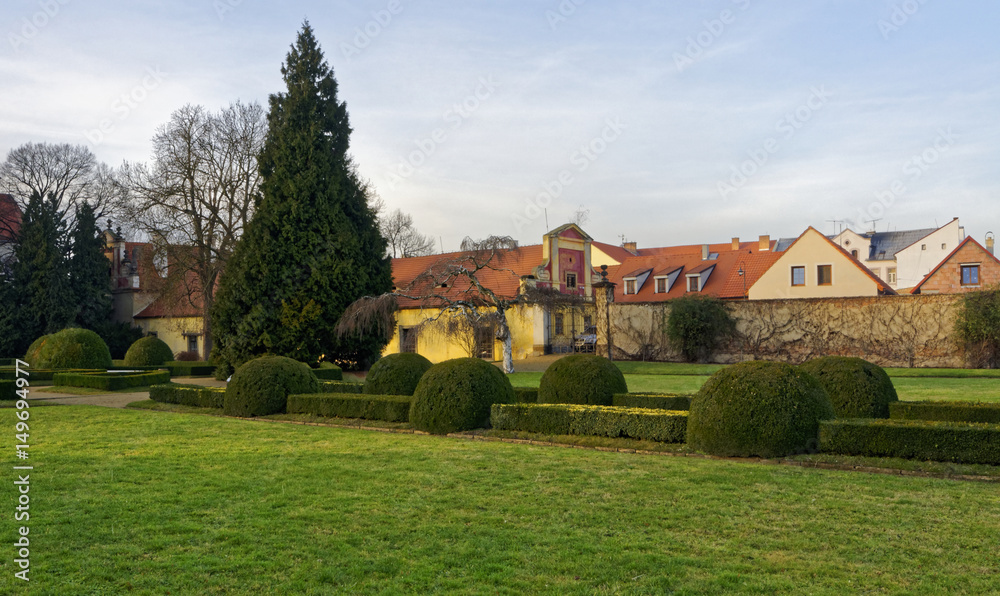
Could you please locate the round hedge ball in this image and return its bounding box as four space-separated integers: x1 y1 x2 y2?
123 336 175 366
224 355 319 417
410 357 515 435
799 356 898 418
24 328 113 370
687 360 835 458
364 352 433 396
537 354 628 406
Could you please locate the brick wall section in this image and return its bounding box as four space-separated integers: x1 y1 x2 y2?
916 243 1000 294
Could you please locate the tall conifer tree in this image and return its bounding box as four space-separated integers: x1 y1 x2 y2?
68 202 112 330
13 193 72 340
212 22 391 373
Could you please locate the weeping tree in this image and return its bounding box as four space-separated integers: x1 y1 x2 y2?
212 22 391 374
337 235 585 374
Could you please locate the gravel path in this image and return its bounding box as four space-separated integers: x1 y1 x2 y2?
28 376 227 409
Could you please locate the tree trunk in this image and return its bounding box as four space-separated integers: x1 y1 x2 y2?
497 309 514 374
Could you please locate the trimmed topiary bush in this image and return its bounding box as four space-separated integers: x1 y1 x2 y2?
799 356 897 418
224 355 319 417
174 350 200 362
537 354 628 406
123 336 175 367
410 357 514 434
687 360 835 458
311 363 343 381
364 353 433 396
24 328 113 370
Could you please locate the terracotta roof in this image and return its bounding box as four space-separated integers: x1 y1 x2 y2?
391 245 543 308
910 236 1000 294
591 241 636 264
0 194 22 241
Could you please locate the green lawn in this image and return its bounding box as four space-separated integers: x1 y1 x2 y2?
3 406 999 595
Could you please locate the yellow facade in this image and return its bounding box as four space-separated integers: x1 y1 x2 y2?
749 228 883 300
134 316 204 359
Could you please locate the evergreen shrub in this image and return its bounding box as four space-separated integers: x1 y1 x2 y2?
287 392 412 422
174 351 200 362
820 418 1000 465
799 356 897 418
53 370 170 391
311 363 344 381
491 403 688 443
123 336 175 367
687 360 835 458
364 353 432 396
410 357 514 434
513 387 538 404
537 354 628 406
319 380 364 393
150 383 226 409
613 393 691 411
224 355 319 417
889 400 1000 424
24 328 113 370
0 380 15 400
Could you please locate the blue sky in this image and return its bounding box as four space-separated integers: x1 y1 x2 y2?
2 0 998 251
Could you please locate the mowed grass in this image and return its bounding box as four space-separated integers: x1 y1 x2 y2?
3 406 1000 595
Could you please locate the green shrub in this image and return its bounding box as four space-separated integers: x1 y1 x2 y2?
537 354 628 406
410 357 514 434
53 370 170 391
224 355 319 417
799 356 897 418
319 380 365 393
0 380 16 400
123 336 175 367
311 363 343 381
287 393 412 422
953 285 1000 367
0 368 101 382
174 350 200 362
491 403 688 443
513 387 538 404
820 418 1000 465
364 353 432 396
150 383 226 408
889 401 1000 424
163 362 216 377
24 328 113 370
687 360 835 458
665 294 736 363
613 393 691 411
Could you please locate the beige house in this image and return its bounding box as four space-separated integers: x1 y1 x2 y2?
749 227 895 299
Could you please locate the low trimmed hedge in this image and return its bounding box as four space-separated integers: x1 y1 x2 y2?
52 370 171 391
149 383 226 408
889 401 1000 424
318 380 365 394
491 403 688 443
311 365 344 381
820 418 1000 465
613 393 691 411
0 368 103 382
287 392 412 422
513 387 538 404
0 380 16 400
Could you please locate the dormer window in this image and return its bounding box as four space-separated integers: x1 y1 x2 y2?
624 279 637 294
655 277 667 293
685 264 714 292
686 276 699 292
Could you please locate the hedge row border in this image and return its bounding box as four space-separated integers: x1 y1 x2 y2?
820 418 1000 466
149 383 226 409
287 392 412 423
53 370 171 391
889 400 1000 425
491 403 688 443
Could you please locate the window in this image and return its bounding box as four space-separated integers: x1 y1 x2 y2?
887 268 897 284
474 325 494 359
655 277 667 293
961 264 980 286
921 244 927 250
187 335 198 355
817 265 832 286
851 249 858 258
399 326 418 353
942 243 947 250
686 276 700 292
624 279 636 295
554 313 564 335
583 315 592 330
565 272 577 289
791 266 805 286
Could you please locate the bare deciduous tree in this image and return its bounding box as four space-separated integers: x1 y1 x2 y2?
379 208 435 258
121 101 267 357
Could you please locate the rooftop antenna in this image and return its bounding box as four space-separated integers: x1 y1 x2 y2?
439 236 444 254
544 208 548 230
826 219 844 237
867 218 881 233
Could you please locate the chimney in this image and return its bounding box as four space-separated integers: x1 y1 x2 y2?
731 237 740 251
987 233 995 256
701 244 709 261
758 235 770 251
623 241 638 255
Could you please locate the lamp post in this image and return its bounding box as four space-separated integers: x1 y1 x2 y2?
737 262 746 299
